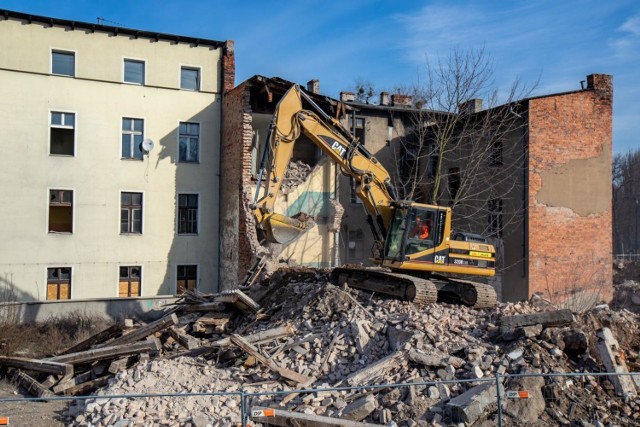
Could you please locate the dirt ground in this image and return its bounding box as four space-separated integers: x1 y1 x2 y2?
0 378 70 426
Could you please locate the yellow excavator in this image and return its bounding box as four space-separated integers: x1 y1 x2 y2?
251 85 497 308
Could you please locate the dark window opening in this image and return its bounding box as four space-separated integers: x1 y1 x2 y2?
488 198 503 237
50 112 75 155
489 139 503 166
49 189 73 233
177 265 198 293
448 168 460 201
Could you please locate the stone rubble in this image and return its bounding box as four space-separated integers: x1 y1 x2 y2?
56 268 640 426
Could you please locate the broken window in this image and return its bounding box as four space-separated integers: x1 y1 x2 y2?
488 198 503 237
52 50 75 76
178 193 198 234
448 168 460 202
179 122 200 162
119 266 141 297
124 59 145 84
348 229 365 260
47 267 71 300
50 112 75 155
349 116 366 145
121 192 143 233
180 67 200 91
489 139 503 166
49 189 73 233
177 265 197 293
121 118 144 160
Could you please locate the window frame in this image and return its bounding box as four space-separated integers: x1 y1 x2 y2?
121 116 145 160
177 193 199 235
487 198 504 238
46 267 72 300
123 58 146 85
178 121 201 163
49 110 77 156
176 264 198 294
47 188 74 234
51 49 76 77
120 191 144 234
179 65 201 91
118 265 142 297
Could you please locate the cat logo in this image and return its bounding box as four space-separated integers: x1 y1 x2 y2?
331 141 347 158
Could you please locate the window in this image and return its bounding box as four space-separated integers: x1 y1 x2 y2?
488 199 503 238
47 267 71 300
428 145 439 179
52 51 75 76
348 116 365 145
448 168 460 201
124 59 145 84
489 139 503 166
177 265 197 293
178 194 198 234
350 177 362 204
179 122 200 162
119 266 141 297
121 118 144 159
348 230 365 260
121 192 142 233
50 112 75 155
49 190 73 233
180 67 200 90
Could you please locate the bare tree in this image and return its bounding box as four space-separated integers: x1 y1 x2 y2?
612 149 640 255
353 79 376 104
390 47 538 239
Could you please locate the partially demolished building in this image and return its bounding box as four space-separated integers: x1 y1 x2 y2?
222 74 613 304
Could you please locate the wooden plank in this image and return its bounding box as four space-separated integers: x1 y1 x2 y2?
62 376 110 396
251 406 383 426
230 334 312 385
211 324 295 348
53 362 109 394
100 313 177 347
108 356 137 374
500 309 574 333
182 302 226 313
344 351 406 387
597 327 638 396
10 369 54 399
167 326 200 350
216 289 260 313
0 356 73 377
57 323 124 355
47 339 160 365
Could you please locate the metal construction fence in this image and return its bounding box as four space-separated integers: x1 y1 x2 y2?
0 371 639 426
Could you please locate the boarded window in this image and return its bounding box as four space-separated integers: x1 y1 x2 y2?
177 265 197 294
50 112 75 155
119 266 141 297
49 189 73 233
47 267 71 300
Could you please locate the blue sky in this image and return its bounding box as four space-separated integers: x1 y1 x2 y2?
2 1 638 153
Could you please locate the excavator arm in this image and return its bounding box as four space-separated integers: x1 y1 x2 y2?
252 85 397 244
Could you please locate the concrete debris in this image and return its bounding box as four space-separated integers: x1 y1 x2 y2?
2 267 640 426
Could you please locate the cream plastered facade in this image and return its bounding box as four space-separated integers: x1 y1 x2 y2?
0 16 223 300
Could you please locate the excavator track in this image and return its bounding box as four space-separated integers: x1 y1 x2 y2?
330 268 497 309
331 268 437 305
430 274 498 309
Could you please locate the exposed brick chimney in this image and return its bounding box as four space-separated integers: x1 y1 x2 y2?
391 94 412 107
380 92 390 106
458 99 483 114
340 91 355 102
586 74 613 99
221 40 235 93
307 79 320 94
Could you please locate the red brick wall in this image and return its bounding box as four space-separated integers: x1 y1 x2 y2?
221 40 235 93
220 83 258 288
527 74 613 303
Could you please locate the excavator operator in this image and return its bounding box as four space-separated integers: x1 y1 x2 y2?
410 216 430 240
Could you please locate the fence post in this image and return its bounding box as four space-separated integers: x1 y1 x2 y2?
241 389 248 427
496 374 503 427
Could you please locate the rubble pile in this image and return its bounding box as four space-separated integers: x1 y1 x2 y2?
1 267 640 426
281 160 312 191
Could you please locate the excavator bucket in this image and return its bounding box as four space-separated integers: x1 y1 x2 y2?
262 213 308 244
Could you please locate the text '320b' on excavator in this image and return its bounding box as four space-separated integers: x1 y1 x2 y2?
250 85 497 309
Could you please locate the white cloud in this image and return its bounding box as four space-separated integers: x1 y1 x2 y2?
619 15 640 35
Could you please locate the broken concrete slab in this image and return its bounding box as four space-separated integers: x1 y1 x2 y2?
250 405 382 426
597 327 637 396
446 380 503 425
341 394 377 421
501 309 574 335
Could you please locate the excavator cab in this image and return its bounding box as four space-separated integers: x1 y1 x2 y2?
384 204 444 261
